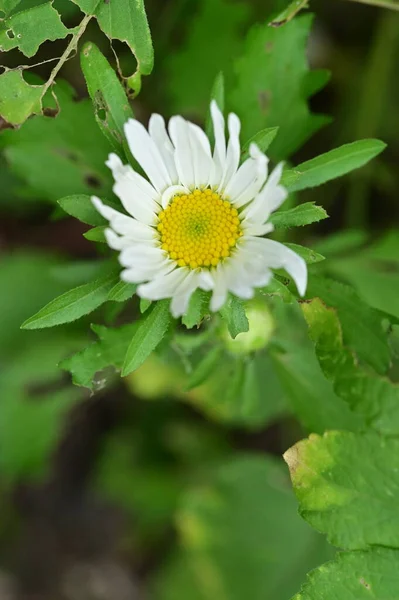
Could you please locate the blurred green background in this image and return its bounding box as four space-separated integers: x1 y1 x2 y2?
0 0 399 598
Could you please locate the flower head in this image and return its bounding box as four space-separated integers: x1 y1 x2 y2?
92 101 307 317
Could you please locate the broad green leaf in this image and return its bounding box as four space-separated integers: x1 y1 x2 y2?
260 277 294 303
282 139 386 192
270 202 328 229
167 0 251 114
83 225 106 242
294 548 399 600
205 72 225 144
306 276 391 374
269 0 309 26
284 243 325 265
122 300 172 376
163 455 333 600
72 0 153 76
107 281 137 302
185 345 223 391
21 272 118 329
0 2 70 57
302 298 399 435
0 70 43 126
1 81 112 201
220 295 249 339
140 298 152 313
231 15 330 159
285 430 399 549
80 42 134 154
60 323 136 389
182 290 209 329
241 127 279 161
58 194 105 226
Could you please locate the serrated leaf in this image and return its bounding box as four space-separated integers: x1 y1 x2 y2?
282 139 386 192
270 202 328 229
60 323 136 389
58 194 105 226
167 0 251 114
220 295 249 339
107 281 137 302
80 42 134 154
284 431 399 549
72 0 153 76
284 243 325 265
241 127 279 161
0 70 43 126
21 272 118 329
293 548 399 600
231 15 329 159
0 2 70 58
122 300 172 376
306 276 391 374
182 290 209 329
302 298 399 435
83 225 106 243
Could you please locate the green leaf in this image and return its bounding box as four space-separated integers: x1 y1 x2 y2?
0 2 70 57
83 225 106 243
58 194 105 226
2 81 112 201
80 42 134 154
293 548 399 600
220 295 249 339
270 202 328 229
302 298 399 435
182 290 209 329
282 139 387 192
269 0 309 26
167 0 251 114
185 346 223 391
285 431 399 549
241 127 279 161
140 297 152 313
205 72 225 144
0 70 43 126
60 323 136 389
72 0 154 76
107 281 137 303
231 15 330 159
306 276 391 374
165 455 333 600
284 243 325 265
122 300 172 376
21 272 118 330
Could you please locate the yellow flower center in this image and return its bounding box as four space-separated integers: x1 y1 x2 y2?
157 189 242 269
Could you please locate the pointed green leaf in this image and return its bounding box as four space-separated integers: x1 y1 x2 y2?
282 139 386 192
21 272 118 329
58 194 105 226
220 295 249 339
122 300 172 376
107 281 137 302
241 127 279 161
83 226 106 243
284 243 325 264
182 290 209 329
270 202 328 229
269 0 309 26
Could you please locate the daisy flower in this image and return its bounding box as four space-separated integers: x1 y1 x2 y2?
92 101 307 318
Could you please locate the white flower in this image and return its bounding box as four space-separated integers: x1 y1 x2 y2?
92 101 307 318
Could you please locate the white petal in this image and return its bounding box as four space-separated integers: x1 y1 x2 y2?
209 100 226 187
169 116 213 189
242 222 274 237
119 245 164 268
104 229 131 251
161 184 190 209
124 118 173 193
149 114 179 184
92 196 155 240
170 270 200 317
241 162 287 226
137 267 189 301
246 237 307 296
106 153 129 178
210 264 228 312
121 260 175 284
198 269 214 291
226 144 269 208
217 113 241 193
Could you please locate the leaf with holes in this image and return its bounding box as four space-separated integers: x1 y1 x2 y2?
80 42 134 155
0 71 43 126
